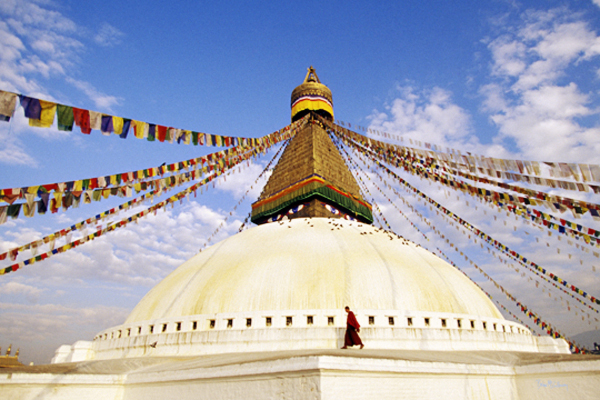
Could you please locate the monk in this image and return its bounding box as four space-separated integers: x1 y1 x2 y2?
341 306 364 349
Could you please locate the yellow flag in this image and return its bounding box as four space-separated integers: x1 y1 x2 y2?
113 116 124 134
29 100 57 128
133 120 147 139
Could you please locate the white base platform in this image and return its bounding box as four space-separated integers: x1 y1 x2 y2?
2 349 599 400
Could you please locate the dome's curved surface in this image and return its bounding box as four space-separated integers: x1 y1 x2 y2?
126 218 503 323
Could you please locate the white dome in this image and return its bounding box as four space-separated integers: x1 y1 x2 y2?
126 218 503 323
87 217 561 361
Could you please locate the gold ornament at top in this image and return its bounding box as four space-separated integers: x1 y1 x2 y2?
291 66 333 106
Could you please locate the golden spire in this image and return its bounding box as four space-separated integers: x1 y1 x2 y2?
291 66 334 122
250 68 372 225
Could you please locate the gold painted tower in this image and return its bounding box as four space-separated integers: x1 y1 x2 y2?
251 67 373 224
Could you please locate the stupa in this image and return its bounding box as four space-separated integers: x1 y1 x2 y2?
1 67 599 400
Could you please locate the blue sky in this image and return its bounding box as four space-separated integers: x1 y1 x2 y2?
1 0 600 364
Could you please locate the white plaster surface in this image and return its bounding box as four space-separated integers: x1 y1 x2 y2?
126 218 504 323
2 350 599 400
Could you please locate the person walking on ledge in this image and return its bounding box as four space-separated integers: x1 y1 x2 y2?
341 306 364 349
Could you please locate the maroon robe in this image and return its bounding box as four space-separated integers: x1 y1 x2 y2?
344 311 363 347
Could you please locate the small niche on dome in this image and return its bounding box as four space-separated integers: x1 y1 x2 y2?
407 317 413 326
441 319 447 328
246 318 252 328
227 319 233 328
209 320 215 329
502 325 506 332
307 316 314 325
266 317 272 327
286 316 293 326
327 316 334 326
369 316 375 325
424 318 430 327
493 323 497 331
388 317 395 326
162 323 168 332
457 319 462 328
149 325 154 334
192 321 198 330
137 326 142 335
127 328 131 337
470 320 475 329
176 322 182 331
118 330 122 338
482 322 487 330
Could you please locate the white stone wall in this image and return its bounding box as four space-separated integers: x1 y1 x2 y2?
56 309 569 363
6 352 598 400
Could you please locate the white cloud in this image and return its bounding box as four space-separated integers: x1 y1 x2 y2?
94 23 123 47
366 85 511 157
0 281 44 303
0 127 37 166
369 86 472 144
489 37 527 77
0 0 123 168
216 159 272 199
480 8 600 162
66 77 121 111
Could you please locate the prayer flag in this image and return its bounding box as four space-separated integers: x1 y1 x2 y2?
29 100 56 128
112 116 124 135
20 96 41 119
156 125 167 142
120 118 131 139
0 91 18 121
133 120 146 138
73 108 91 134
101 115 114 135
57 104 74 131
147 124 156 141
89 111 102 130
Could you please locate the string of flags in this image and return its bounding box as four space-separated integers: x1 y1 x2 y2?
0 146 263 273
338 132 598 320
328 117 600 215
370 157 588 349
435 248 536 331
330 133 393 231
381 155 600 310
0 119 304 211
358 138 600 246
435 247 585 353
334 118 600 185
346 131 600 271
335 129 588 351
332 122 600 220
0 119 311 275
0 142 273 264
0 144 273 224
0 89 289 148
331 127 600 311
330 116 593 346
396 163 599 320
1 170 220 276
203 140 289 246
